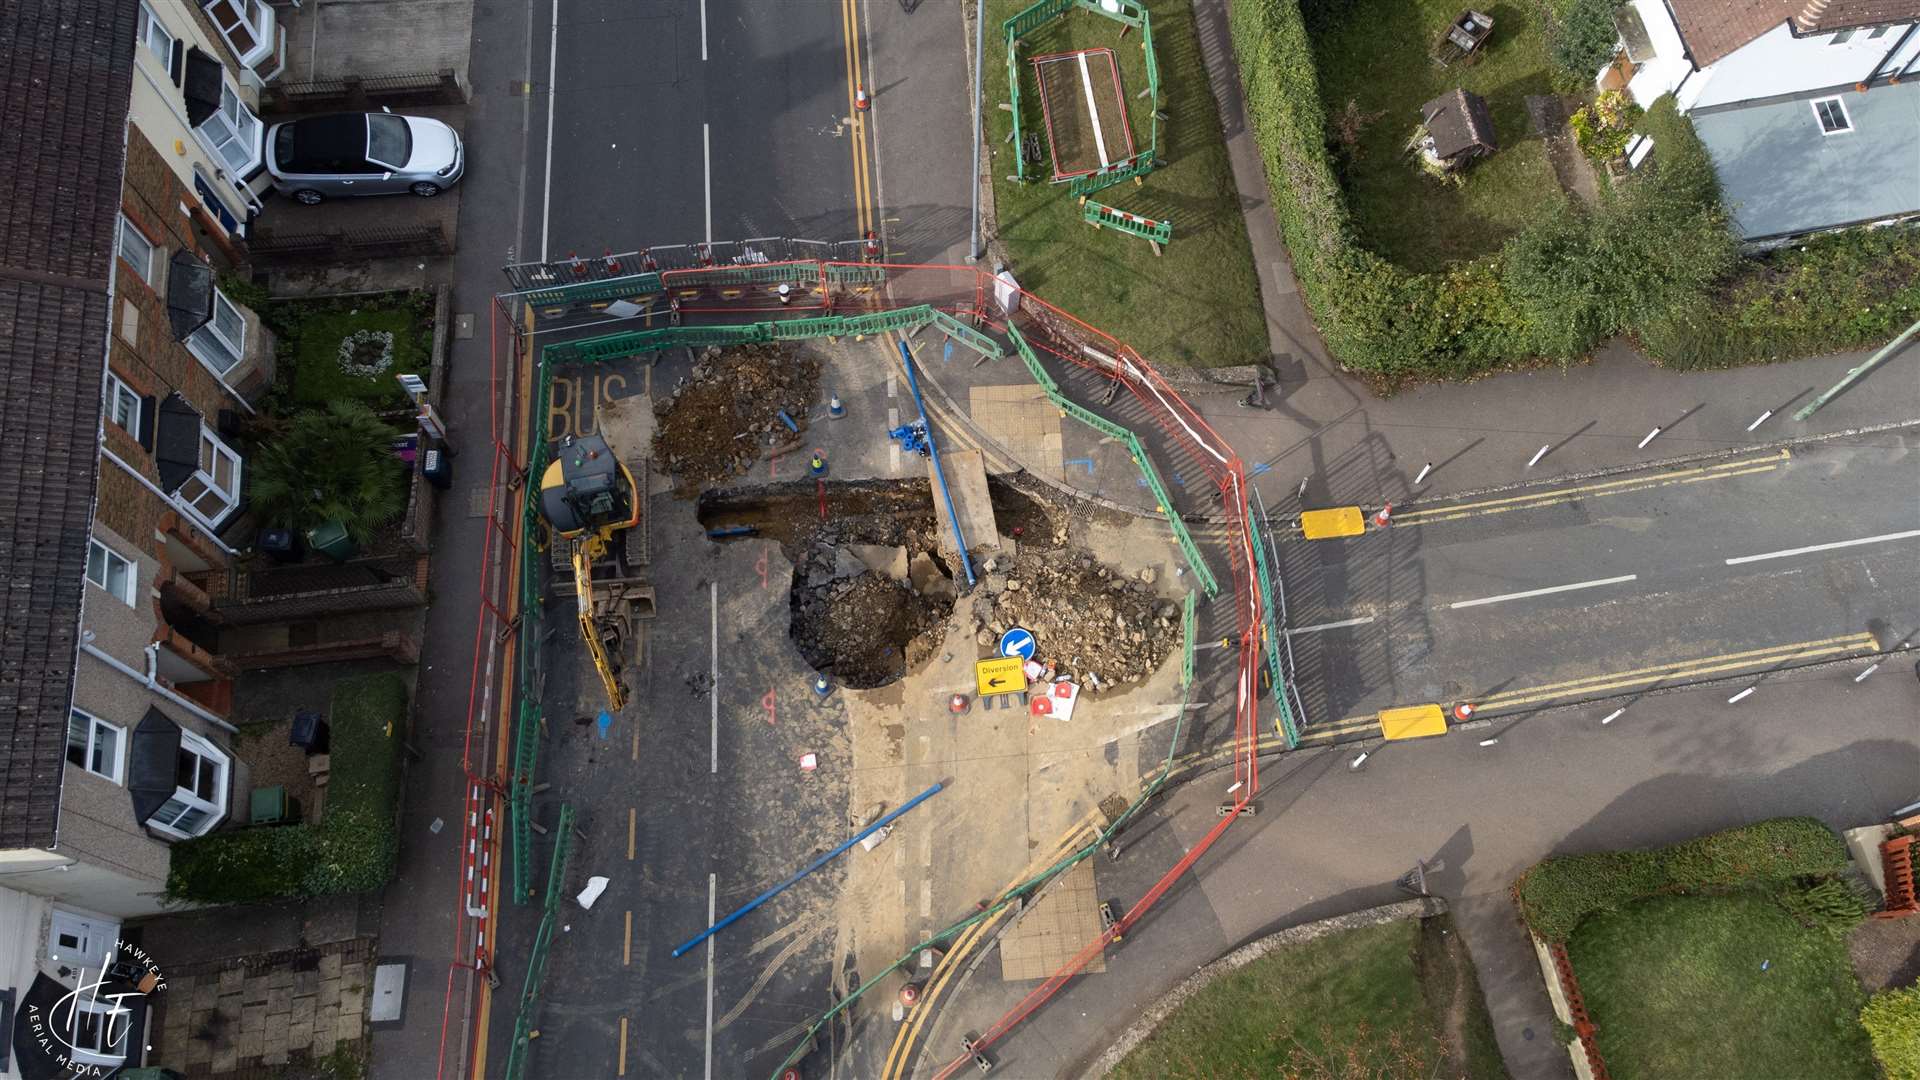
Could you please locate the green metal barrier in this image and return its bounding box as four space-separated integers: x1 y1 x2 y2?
842 304 935 336
771 316 849 340
1005 0 1077 40
1082 199 1173 245
1068 153 1156 200
1079 0 1143 28
1181 590 1197 688
523 272 664 309
824 263 887 285
672 262 822 287
1006 323 1218 597
503 803 576 1080
927 309 1005 360
1246 514 1298 748
1007 29 1025 182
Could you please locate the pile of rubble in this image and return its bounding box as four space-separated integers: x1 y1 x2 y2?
791 542 955 688
653 343 820 490
973 549 1178 689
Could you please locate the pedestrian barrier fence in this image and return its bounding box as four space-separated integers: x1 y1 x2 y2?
1081 199 1173 245
503 803 576 1080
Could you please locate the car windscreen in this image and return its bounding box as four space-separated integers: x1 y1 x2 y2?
366 114 412 171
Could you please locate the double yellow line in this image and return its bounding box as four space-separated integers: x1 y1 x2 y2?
1387 450 1790 527
840 0 876 239
1293 630 1880 742
881 809 1103 1080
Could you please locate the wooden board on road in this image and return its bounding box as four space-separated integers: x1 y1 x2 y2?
1379 704 1447 740
1301 506 1365 540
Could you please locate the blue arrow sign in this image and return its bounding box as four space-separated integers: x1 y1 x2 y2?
998 627 1036 661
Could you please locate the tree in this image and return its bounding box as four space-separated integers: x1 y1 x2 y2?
251 402 407 545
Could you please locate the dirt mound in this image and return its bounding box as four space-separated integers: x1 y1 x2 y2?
977 549 1178 688
792 570 953 689
653 343 820 491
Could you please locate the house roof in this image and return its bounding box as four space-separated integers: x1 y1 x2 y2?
1421 89 1498 158
1669 0 1920 67
0 0 136 849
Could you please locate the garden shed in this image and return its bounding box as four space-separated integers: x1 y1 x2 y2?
1418 89 1498 169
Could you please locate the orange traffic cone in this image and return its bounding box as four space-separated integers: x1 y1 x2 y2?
855 85 870 111
1373 502 1393 528
1453 702 1475 721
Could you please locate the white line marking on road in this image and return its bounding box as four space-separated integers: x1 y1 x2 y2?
705 873 716 1080
919 879 931 917
710 580 719 774
700 0 708 60
886 372 897 398
539 0 561 261
1448 574 1638 610
1638 427 1661 449
1287 615 1375 634
1727 687 1755 704
1724 529 1920 566
703 122 713 244
1600 708 1624 725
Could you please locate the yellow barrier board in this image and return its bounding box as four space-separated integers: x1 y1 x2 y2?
1379 704 1447 740
1300 506 1366 540
975 657 1028 697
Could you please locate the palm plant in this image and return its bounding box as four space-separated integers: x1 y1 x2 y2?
251 401 407 545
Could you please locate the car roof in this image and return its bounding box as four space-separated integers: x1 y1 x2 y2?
282 113 370 170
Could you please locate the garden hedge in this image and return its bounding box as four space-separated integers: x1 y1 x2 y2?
1229 0 1911 382
166 673 409 905
1513 816 1850 942
1862 986 1920 1080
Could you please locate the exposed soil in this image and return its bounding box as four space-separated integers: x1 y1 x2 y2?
652 342 820 492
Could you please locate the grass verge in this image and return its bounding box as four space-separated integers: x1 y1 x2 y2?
986 0 1265 368
1310 0 1566 272
1111 916 1508 1078
1569 892 1876 1079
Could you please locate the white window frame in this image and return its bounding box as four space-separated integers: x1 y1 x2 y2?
103 371 142 434
1811 96 1852 136
67 709 125 784
117 214 155 285
186 287 248 375
135 1 174 69
146 730 229 840
66 996 132 1066
202 0 273 68
85 539 138 607
176 425 243 531
194 78 263 177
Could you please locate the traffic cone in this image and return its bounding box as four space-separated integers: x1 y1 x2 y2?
809 452 828 477
1453 702 1475 721
855 85 870 111
1373 502 1393 528
828 393 845 419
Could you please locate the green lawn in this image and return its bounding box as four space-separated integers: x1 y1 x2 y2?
1569 893 1876 1079
986 0 1265 368
1112 916 1508 1078
277 291 432 408
1309 0 1566 272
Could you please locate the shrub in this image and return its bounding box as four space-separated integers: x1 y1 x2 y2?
1568 90 1641 162
1774 877 1871 935
1514 817 1849 941
1545 0 1621 92
250 402 409 545
1863 987 1920 1080
166 673 409 905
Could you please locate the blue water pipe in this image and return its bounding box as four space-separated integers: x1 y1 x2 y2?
897 340 977 589
670 781 945 957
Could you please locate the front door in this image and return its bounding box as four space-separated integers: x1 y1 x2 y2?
48 910 119 968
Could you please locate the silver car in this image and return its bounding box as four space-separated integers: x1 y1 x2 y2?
265 111 464 204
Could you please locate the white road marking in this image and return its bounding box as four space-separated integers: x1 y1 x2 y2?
1287 615 1375 634
703 123 713 244
539 0 561 261
1723 529 1920 566
710 580 719 774
919 879 931 917
700 0 708 60
705 873 716 1080
1448 574 1638 610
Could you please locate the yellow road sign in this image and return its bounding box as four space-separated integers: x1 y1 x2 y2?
1379 704 1447 741
1300 506 1365 540
975 656 1028 697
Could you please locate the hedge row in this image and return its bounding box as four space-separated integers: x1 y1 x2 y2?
166 673 409 905
1513 817 1850 942
1229 0 1904 382
1862 986 1920 1080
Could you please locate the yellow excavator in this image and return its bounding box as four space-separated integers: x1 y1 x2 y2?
538 432 653 711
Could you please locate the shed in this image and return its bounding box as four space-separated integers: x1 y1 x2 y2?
1420 89 1498 165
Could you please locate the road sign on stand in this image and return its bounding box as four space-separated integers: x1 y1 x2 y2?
975 657 1028 697
998 627 1036 661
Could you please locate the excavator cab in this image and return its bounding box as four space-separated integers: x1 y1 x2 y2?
539 434 640 543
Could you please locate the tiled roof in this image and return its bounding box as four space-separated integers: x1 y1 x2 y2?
0 0 136 849
1670 0 1920 66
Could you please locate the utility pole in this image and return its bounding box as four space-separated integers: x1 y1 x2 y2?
1796 316 1920 421
970 0 985 260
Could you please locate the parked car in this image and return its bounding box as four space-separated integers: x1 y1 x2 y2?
265 111 464 204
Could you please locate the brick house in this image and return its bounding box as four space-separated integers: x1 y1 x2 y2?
0 2 286 1075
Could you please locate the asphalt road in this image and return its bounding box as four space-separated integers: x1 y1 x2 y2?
1274 438 1920 732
